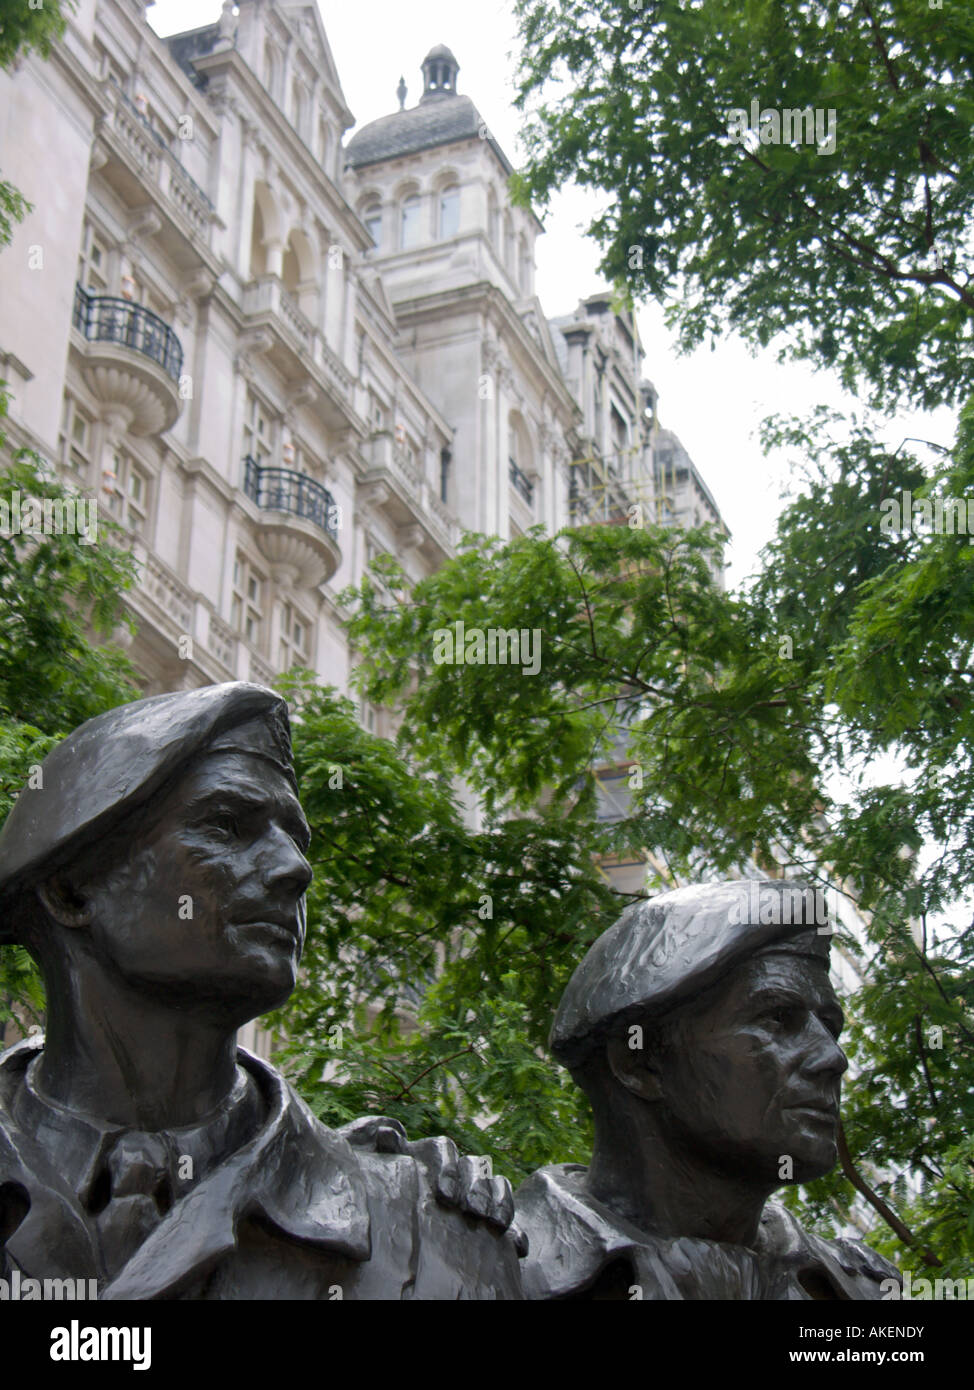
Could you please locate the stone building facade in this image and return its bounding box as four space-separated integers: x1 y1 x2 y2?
0 1 726 709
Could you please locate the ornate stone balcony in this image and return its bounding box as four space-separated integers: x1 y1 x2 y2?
93 84 218 269
72 284 184 435
360 431 459 560
241 457 342 588
240 276 355 431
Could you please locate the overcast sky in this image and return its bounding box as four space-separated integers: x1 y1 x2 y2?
149 0 955 589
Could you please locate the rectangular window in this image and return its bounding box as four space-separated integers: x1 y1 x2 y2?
231 552 266 648
59 397 93 475
105 451 149 534
78 221 108 291
370 394 387 430
278 600 311 670
611 403 629 459
243 392 274 465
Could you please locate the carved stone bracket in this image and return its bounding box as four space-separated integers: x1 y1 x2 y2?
234 328 274 381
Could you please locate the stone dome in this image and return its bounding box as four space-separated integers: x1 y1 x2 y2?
346 94 482 169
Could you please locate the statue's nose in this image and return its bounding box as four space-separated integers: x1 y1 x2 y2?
260 823 313 895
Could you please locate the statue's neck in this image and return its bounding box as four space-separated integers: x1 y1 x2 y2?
584 1129 773 1248
37 961 241 1130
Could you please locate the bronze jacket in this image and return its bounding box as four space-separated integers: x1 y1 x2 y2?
0 1038 522 1299
515 1163 901 1300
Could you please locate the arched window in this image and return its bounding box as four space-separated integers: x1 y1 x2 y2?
509 414 535 507
518 234 530 293
504 211 515 271
439 185 460 239
364 203 382 249
318 117 330 165
400 194 421 249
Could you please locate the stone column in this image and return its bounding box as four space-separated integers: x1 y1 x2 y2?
496 361 513 542
264 237 284 279
479 338 499 533
540 422 557 537
343 264 356 369
237 118 261 277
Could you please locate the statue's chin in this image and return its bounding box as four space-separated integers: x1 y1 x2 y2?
786 1141 839 1186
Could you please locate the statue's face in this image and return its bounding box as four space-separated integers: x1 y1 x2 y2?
78 752 312 1020
652 952 846 1185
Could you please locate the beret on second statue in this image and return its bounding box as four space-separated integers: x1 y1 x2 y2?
0 681 294 940
550 879 832 1068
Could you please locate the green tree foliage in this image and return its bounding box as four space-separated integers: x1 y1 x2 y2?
0 0 70 71
746 401 974 1275
267 663 614 1180
271 510 971 1263
508 0 974 1269
0 389 139 1026
512 0 974 412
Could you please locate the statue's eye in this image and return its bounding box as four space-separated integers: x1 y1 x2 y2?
763 1006 801 1030
212 813 241 837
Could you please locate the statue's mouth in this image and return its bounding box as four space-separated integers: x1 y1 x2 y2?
784 1101 838 1121
232 917 301 946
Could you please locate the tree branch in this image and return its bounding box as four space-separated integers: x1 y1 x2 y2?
837 1120 941 1266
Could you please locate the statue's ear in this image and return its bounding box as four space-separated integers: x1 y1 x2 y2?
606 1032 665 1102
36 875 92 928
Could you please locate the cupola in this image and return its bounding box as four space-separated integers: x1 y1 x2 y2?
420 44 459 103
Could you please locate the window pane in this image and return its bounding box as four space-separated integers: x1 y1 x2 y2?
439 188 459 238
365 207 381 248
401 197 420 248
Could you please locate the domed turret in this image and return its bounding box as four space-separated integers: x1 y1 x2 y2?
420 44 459 103
346 46 494 172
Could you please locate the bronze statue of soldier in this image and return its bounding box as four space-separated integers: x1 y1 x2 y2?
515 880 901 1300
0 682 522 1299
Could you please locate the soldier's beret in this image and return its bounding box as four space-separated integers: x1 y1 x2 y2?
551 879 832 1068
0 682 293 938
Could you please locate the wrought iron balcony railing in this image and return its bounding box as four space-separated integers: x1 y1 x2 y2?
243 457 339 539
73 284 183 381
509 457 534 505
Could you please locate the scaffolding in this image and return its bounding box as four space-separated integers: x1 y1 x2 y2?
568 447 675 527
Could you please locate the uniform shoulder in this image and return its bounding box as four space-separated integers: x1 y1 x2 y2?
339 1116 525 1299
761 1200 902 1291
